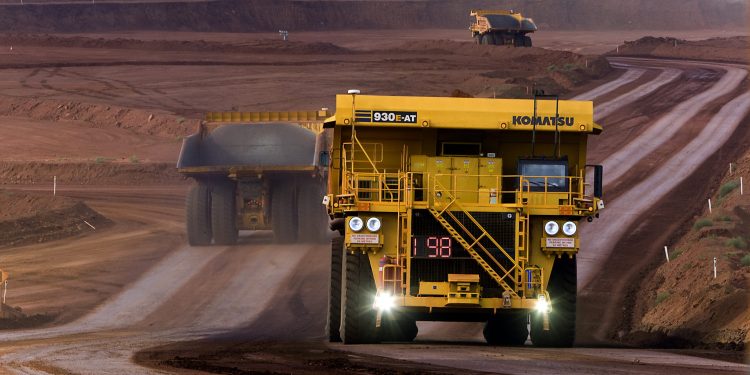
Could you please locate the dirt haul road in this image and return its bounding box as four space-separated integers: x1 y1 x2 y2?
0 53 747 374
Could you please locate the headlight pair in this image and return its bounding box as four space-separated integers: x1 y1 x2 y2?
544 221 577 236
348 216 381 232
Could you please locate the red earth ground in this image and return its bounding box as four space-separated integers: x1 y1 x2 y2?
0 28 747 373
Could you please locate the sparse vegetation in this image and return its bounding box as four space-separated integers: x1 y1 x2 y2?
726 236 748 249
129 154 139 164
669 248 683 260
94 156 112 164
546 64 558 72
693 218 713 230
718 180 739 198
741 254 750 267
655 291 670 305
681 262 694 271
716 215 732 222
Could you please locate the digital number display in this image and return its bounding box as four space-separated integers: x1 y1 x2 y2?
412 236 453 258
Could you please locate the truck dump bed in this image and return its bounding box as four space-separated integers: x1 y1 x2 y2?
177 122 318 175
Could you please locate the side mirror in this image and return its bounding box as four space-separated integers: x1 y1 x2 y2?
318 151 330 168
593 165 603 198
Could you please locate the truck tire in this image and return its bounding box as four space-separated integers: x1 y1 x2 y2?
381 315 418 342
481 33 495 45
524 36 533 47
272 180 298 243
297 180 327 243
514 35 525 47
328 236 344 342
186 182 212 246
530 256 577 347
211 180 238 245
483 311 528 345
341 251 379 344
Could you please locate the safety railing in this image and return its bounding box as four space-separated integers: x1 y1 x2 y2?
338 171 589 209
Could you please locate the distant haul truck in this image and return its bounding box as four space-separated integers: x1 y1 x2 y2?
470 9 537 47
324 92 604 346
177 111 330 246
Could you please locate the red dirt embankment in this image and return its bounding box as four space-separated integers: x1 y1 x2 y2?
610 36 749 64
0 0 743 33
0 190 110 248
627 152 750 350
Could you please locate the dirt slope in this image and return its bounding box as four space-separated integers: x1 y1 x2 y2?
0 0 744 33
611 36 749 64
0 189 110 248
627 152 750 350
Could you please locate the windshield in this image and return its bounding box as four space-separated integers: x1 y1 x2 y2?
519 160 568 192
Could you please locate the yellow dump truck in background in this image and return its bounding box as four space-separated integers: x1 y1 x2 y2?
177 111 330 246
325 92 604 346
470 9 537 47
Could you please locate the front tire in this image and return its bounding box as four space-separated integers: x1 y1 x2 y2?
341 251 379 344
483 311 528 346
186 182 212 246
328 236 344 342
530 256 577 347
481 33 495 45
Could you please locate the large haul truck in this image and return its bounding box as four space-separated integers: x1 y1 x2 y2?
178 110 330 246
324 92 604 346
470 9 537 47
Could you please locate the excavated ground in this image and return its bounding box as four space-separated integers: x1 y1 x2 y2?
0 27 747 374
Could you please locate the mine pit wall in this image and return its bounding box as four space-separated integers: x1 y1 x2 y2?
0 0 744 33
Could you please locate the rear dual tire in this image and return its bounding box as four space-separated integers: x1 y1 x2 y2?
186 182 212 246
211 181 238 245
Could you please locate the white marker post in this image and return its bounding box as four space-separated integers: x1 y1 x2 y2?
713 257 717 279
664 246 670 262
708 198 712 213
729 163 733 175
53 176 56 196
741 177 744 195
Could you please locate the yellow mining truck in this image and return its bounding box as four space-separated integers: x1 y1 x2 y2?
325 92 604 346
470 9 537 47
177 111 330 246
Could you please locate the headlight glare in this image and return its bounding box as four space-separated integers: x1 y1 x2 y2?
535 295 550 313
562 221 577 236
366 217 381 232
348 217 364 232
373 292 395 311
544 221 559 236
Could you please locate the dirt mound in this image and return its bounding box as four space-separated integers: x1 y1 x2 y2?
0 161 186 185
0 190 111 248
0 34 351 55
0 0 744 33
610 36 749 64
0 97 199 137
626 152 750 349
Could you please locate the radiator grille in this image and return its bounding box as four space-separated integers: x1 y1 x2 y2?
410 210 516 298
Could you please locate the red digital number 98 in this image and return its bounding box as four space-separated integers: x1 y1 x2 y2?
426 236 452 258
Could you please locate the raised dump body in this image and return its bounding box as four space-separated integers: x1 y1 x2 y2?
177 110 330 246
324 93 604 346
470 9 537 47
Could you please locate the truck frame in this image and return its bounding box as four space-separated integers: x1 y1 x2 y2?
325 92 604 346
178 110 330 246
470 9 537 47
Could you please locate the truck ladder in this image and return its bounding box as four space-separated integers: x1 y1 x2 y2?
428 184 519 296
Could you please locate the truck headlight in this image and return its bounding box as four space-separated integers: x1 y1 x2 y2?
348 217 363 232
562 221 577 236
535 295 549 313
544 221 559 236
366 217 381 232
373 292 395 311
